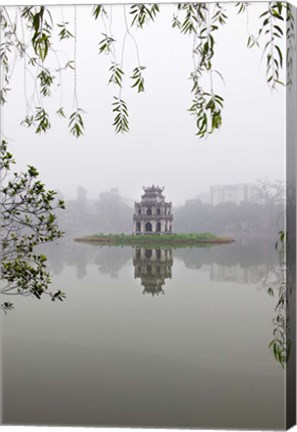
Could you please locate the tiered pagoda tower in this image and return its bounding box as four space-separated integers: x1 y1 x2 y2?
133 185 173 234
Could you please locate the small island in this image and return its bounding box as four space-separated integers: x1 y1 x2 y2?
74 233 234 247
74 186 234 247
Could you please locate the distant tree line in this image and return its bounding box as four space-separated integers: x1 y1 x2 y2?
58 187 133 235
174 199 283 234
57 180 284 236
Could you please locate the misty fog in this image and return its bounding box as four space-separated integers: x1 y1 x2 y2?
2 3 285 207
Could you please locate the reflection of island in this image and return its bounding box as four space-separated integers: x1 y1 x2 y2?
133 248 173 296
174 239 279 284
43 236 280 284
43 238 131 279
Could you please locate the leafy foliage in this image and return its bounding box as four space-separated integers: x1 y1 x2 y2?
92 5 107 20
286 3 295 87
35 107 51 133
112 97 129 134
130 4 160 28
0 140 65 312
130 66 145 93
22 6 52 61
268 230 288 367
174 3 226 137
38 68 55 97
98 33 116 55
57 21 74 40
69 109 85 138
173 3 204 34
260 3 284 87
21 107 51 134
246 2 289 89
56 107 66 118
235 2 249 15
109 62 124 87
0 36 12 105
0 3 292 138
189 93 223 138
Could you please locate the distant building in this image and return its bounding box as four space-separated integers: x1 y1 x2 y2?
133 185 173 234
195 192 211 204
210 184 257 205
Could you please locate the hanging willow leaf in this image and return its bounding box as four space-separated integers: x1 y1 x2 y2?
57 21 74 40
35 107 51 134
185 3 225 138
25 6 53 61
38 68 55 96
189 93 223 138
112 97 129 134
21 115 34 128
212 3 228 25
130 66 145 93
21 107 51 134
98 33 115 55
252 2 286 89
109 62 124 87
178 6 197 34
130 4 160 28
56 107 65 118
92 5 107 20
235 2 249 14
69 109 85 138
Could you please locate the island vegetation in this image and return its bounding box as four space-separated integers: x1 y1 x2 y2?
74 233 234 247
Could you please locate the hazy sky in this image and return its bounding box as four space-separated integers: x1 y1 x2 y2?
2 2 286 205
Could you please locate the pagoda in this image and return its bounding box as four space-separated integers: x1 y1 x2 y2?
133 185 173 234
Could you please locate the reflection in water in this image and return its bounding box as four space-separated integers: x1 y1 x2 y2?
44 240 131 279
210 262 268 284
1 236 287 429
44 235 280 282
2 237 290 371
133 248 173 296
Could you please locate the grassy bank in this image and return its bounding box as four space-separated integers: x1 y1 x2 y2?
74 233 234 247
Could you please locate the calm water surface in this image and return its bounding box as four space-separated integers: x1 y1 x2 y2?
1 238 285 429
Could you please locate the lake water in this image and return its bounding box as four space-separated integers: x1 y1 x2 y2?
1 237 285 429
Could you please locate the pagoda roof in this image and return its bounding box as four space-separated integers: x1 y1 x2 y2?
142 185 165 193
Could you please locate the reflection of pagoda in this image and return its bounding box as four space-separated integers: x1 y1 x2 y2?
133 248 173 296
